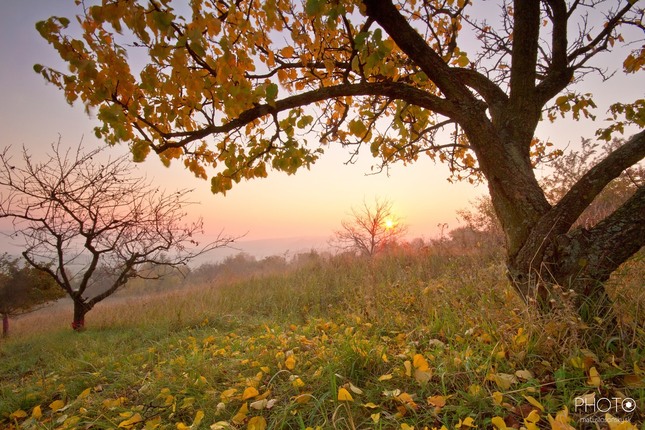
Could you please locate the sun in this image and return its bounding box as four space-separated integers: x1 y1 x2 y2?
384 218 395 229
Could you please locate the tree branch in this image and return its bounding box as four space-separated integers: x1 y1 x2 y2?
152 82 456 152
361 0 480 109
548 129 645 234
536 0 575 105
515 130 645 267
508 0 540 116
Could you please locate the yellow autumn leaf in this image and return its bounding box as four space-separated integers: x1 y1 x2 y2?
413 354 430 371
456 416 477 428
181 397 196 409
31 405 42 419
256 390 271 400
491 391 503 405
192 410 205 428
548 407 576 430
587 366 601 387
220 388 238 402
294 393 312 404
468 384 481 396
243 386 260 400
103 397 126 409
493 373 518 390
145 416 162 430
231 403 249 425
77 387 92 400
291 377 305 388
9 409 27 420
119 413 143 428
491 416 507 429
363 402 379 409
401 424 414 430
371 412 380 423
247 416 267 430
524 409 540 430
404 360 412 377
522 394 545 412
378 373 393 381
396 392 418 409
210 421 231 430
49 399 65 412
427 394 450 408
285 354 296 370
513 328 528 346
337 387 354 402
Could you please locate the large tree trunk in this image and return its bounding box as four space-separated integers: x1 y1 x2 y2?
501 138 645 321
72 300 91 331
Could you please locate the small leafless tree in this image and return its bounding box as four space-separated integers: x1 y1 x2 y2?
332 199 407 257
0 142 236 330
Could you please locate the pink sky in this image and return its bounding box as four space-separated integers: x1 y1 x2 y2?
0 0 641 257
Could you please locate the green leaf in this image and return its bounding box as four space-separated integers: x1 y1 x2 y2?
131 140 150 162
555 95 569 107
348 119 367 137
189 41 206 58
265 83 279 101
57 17 70 28
152 11 173 33
305 0 324 16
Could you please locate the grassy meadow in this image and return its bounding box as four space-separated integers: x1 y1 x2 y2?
1 247 644 429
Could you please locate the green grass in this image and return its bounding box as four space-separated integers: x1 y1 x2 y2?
1 250 644 429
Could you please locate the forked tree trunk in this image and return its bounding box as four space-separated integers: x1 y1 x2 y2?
502 175 645 323
480 131 645 323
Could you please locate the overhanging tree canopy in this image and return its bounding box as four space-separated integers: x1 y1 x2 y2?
36 0 644 319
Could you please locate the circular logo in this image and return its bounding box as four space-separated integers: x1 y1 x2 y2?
622 398 637 413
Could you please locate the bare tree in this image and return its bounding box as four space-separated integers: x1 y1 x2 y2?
0 142 235 330
333 199 407 257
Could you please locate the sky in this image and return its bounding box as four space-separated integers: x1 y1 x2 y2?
0 0 641 259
